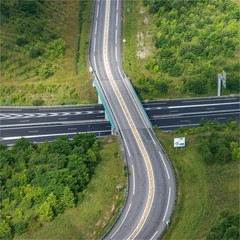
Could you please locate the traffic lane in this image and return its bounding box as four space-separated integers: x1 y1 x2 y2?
2 130 111 147
152 112 240 131
145 101 240 117
106 128 151 239
142 97 240 108
0 110 105 125
0 121 111 138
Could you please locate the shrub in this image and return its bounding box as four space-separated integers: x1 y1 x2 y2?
16 36 28 46
32 99 44 106
14 221 27 235
155 81 169 93
29 45 44 58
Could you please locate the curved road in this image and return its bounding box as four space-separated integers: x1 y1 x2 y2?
89 0 175 239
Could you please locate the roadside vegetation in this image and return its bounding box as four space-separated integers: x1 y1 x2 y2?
123 0 240 100
0 135 127 239
155 119 239 239
0 0 97 106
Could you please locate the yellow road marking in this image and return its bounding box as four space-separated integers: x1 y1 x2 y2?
103 0 155 238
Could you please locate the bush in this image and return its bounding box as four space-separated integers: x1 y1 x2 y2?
155 81 169 93
16 36 28 46
14 221 27 235
32 99 44 106
29 45 44 58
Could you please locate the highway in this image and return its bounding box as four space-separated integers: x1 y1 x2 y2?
1 97 239 145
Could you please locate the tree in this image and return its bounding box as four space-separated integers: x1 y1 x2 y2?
50 137 71 155
0 219 12 239
38 201 54 222
60 187 75 210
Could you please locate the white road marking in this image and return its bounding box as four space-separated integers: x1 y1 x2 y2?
116 12 118 26
132 164 135 195
162 187 171 222
117 0 118 10
149 131 156 145
218 117 226 120
180 120 189 122
159 151 170 180
115 46 118 62
115 29 117 44
2 130 110 141
206 107 215 110
68 128 77 130
20 120 29 123
122 134 131 157
94 37 96 52
29 130 38 133
169 101 240 109
182 98 237 103
169 110 179 113
150 231 158 240
95 20 98 35
110 203 132 239
97 4 99 19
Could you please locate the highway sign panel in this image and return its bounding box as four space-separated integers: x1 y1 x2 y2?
174 137 185 147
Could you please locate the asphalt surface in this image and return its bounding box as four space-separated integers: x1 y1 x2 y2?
89 0 175 239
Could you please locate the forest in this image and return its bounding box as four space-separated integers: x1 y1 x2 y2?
0 133 100 239
134 0 240 98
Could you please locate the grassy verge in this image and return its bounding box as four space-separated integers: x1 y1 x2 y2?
25 136 127 240
1 0 97 106
155 130 239 239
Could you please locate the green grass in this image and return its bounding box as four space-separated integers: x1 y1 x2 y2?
1 0 97 106
155 131 239 239
24 136 127 240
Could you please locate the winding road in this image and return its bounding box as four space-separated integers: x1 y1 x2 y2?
89 0 175 239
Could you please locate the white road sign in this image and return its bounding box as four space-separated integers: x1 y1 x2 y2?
174 137 185 147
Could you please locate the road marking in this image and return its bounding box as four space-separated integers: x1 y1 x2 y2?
132 164 135 195
20 120 29 123
169 101 240 109
95 20 98 35
115 29 117 44
29 130 38 133
182 98 237 103
110 203 132 239
104 1 155 239
115 46 118 62
122 134 131 157
116 12 118 26
149 131 156 145
169 110 179 113
94 37 96 52
159 151 170 179
180 120 189 122
68 128 77 130
1 130 111 141
162 187 171 222
150 231 158 240
206 107 215 110
117 0 118 10
218 117 226 120
97 4 99 18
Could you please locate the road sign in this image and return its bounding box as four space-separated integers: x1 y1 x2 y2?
174 137 185 147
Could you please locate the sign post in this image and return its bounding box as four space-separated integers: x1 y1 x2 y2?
174 137 185 151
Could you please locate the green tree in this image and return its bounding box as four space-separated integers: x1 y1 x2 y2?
0 219 12 239
38 201 54 222
60 187 75 210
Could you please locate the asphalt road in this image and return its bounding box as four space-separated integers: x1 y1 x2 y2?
89 0 175 239
1 97 239 144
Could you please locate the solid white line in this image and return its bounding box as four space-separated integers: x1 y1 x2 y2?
110 203 132 239
162 187 171 222
95 20 98 35
117 0 118 10
97 4 99 18
132 164 135 195
116 12 118 26
115 29 117 44
94 37 96 52
182 98 237 103
2 130 111 141
122 134 131 157
115 46 118 62
150 231 158 240
169 101 240 109
159 151 170 179
149 131 156 145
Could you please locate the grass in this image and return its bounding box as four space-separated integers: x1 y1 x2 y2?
24 135 127 240
155 130 239 239
1 0 97 105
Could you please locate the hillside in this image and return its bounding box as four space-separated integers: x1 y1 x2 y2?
123 0 240 100
0 0 97 106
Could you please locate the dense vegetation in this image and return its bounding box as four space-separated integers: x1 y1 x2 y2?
0 133 101 239
156 119 239 239
0 0 97 105
131 0 240 99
